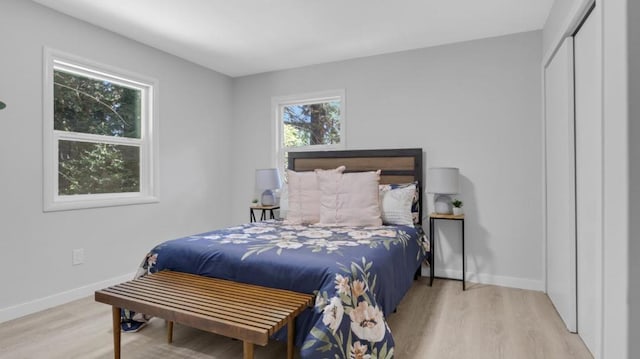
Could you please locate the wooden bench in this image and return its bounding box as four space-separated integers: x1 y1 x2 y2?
95 270 314 359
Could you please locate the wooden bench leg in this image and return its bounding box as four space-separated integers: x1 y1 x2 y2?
112 307 121 359
287 318 295 359
243 341 254 359
167 320 174 343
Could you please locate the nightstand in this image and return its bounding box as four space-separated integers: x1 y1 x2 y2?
250 205 279 222
429 213 466 290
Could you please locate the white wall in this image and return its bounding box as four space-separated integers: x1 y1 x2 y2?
0 0 233 321
231 31 544 290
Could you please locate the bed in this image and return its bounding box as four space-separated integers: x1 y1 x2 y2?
125 148 429 359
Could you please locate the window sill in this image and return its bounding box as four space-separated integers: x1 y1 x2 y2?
43 194 159 212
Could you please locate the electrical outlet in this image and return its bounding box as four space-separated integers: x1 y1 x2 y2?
72 248 84 266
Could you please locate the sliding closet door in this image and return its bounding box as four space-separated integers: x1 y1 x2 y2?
574 8 602 356
544 37 577 332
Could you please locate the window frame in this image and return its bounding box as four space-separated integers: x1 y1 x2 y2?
272 89 346 169
43 48 159 211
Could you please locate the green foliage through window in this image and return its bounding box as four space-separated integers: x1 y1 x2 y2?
283 101 341 148
53 68 143 196
54 70 141 138
58 141 140 195
276 93 344 172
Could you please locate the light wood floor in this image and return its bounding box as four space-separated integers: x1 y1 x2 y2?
0 278 593 359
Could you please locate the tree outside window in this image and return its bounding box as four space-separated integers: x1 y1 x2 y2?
275 90 345 171
54 70 142 195
283 101 341 147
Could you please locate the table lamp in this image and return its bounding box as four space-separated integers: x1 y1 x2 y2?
427 167 460 214
255 168 281 206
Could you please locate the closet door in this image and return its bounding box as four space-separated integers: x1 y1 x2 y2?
544 37 577 332
574 8 602 356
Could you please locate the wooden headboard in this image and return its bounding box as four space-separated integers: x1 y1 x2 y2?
288 148 424 224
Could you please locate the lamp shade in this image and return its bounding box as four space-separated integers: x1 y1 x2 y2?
255 168 282 190
427 167 459 194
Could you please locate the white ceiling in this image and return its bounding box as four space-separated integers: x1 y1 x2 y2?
32 0 554 77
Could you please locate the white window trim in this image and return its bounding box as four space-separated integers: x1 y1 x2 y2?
43 48 159 211
272 89 346 168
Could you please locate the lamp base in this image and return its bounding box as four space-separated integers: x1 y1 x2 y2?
261 190 276 206
434 194 453 214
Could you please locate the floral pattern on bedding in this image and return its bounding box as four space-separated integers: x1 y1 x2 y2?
125 221 426 359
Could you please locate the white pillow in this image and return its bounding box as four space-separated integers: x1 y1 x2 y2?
285 166 345 224
279 183 288 218
379 184 415 225
317 169 382 226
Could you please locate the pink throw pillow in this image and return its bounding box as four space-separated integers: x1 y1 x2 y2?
317 169 382 226
285 166 345 224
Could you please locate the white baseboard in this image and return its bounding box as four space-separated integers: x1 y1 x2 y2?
423 266 544 291
0 271 136 324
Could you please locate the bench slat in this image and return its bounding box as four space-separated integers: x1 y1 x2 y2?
161 270 314 300
117 280 291 321
153 271 313 303
126 277 301 315
135 272 312 318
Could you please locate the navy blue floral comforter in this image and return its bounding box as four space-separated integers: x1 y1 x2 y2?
129 220 427 359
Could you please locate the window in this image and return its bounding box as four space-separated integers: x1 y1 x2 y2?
273 90 345 170
43 49 158 211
